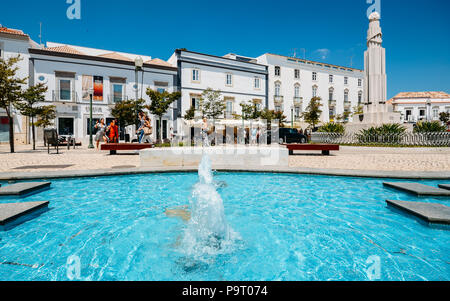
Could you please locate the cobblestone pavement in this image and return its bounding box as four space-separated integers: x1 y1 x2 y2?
0 144 449 173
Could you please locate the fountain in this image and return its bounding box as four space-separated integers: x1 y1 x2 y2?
180 154 240 263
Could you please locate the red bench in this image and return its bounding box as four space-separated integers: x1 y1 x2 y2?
101 143 154 155
284 144 340 156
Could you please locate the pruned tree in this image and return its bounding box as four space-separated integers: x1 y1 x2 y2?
184 105 195 120
111 98 145 128
0 55 27 153
199 88 225 120
301 97 323 130
145 89 181 142
240 100 261 120
15 83 50 150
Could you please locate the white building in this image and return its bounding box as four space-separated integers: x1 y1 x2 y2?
0 26 39 144
28 42 178 143
168 49 268 132
256 53 364 125
388 92 450 123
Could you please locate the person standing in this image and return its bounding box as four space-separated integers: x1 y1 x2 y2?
136 112 146 143
94 118 107 150
142 115 153 144
108 119 119 144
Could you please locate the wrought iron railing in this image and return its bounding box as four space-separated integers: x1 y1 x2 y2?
311 132 450 147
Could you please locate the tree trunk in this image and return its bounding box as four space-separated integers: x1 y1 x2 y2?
159 116 163 144
31 116 36 151
6 108 14 153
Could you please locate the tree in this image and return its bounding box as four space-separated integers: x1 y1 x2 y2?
145 89 181 143
301 97 323 129
352 105 364 116
15 83 51 150
240 100 261 120
111 98 145 128
199 88 225 120
0 55 27 153
184 105 195 120
439 112 450 125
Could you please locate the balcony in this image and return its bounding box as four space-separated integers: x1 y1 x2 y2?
108 95 129 105
274 95 284 104
52 90 78 103
328 99 336 107
344 100 352 108
293 97 303 106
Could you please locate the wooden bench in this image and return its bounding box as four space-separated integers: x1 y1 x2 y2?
284 144 340 156
101 143 154 155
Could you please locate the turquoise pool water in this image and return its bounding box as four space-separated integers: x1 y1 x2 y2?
0 173 449 281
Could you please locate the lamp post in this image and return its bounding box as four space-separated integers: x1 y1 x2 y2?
291 105 294 128
134 56 144 129
88 92 94 149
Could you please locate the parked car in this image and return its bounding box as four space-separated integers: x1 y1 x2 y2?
278 128 308 144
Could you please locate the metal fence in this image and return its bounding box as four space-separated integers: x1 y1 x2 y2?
311 132 450 147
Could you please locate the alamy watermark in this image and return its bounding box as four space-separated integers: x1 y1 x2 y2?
365 255 381 280
367 0 381 18
66 0 81 20
66 255 81 280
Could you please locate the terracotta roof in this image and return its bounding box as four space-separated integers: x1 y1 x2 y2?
98 52 132 61
146 58 174 67
0 26 29 37
44 45 85 55
388 91 450 103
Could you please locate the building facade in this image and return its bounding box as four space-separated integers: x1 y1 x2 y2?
257 53 364 125
389 92 450 123
28 43 177 143
0 26 39 143
168 49 268 132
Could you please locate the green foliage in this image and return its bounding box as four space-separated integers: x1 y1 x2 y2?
439 112 450 124
0 55 28 153
34 105 56 128
301 97 323 129
146 89 181 142
414 121 446 133
352 105 364 116
199 88 225 119
111 98 145 127
318 122 345 134
184 105 196 120
356 123 407 144
240 100 261 120
259 108 287 126
15 83 52 150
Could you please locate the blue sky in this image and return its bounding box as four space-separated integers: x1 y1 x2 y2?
1 0 449 98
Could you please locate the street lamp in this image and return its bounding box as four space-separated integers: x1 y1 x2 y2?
88 91 94 149
134 56 144 129
291 105 294 128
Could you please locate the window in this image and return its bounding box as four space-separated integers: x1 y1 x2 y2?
157 87 166 94
58 117 74 136
191 95 201 110
294 85 300 98
275 105 282 112
344 90 349 103
358 79 362 87
226 73 233 86
433 107 439 120
226 100 233 114
358 91 363 104
419 109 426 118
254 77 260 89
0 42 3 59
59 79 72 101
312 86 318 98
405 109 412 121
344 77 348 85
329 88 334 101
275 82 281 97
112 84 124 103
275 66 281 76
294 69 300 79
329 75 333 83
192 69 200 82
312 72 317 81
294 107 300 118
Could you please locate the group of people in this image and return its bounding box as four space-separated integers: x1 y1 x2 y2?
94 119 119 150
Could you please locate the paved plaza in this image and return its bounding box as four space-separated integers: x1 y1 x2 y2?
0 144 448 174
